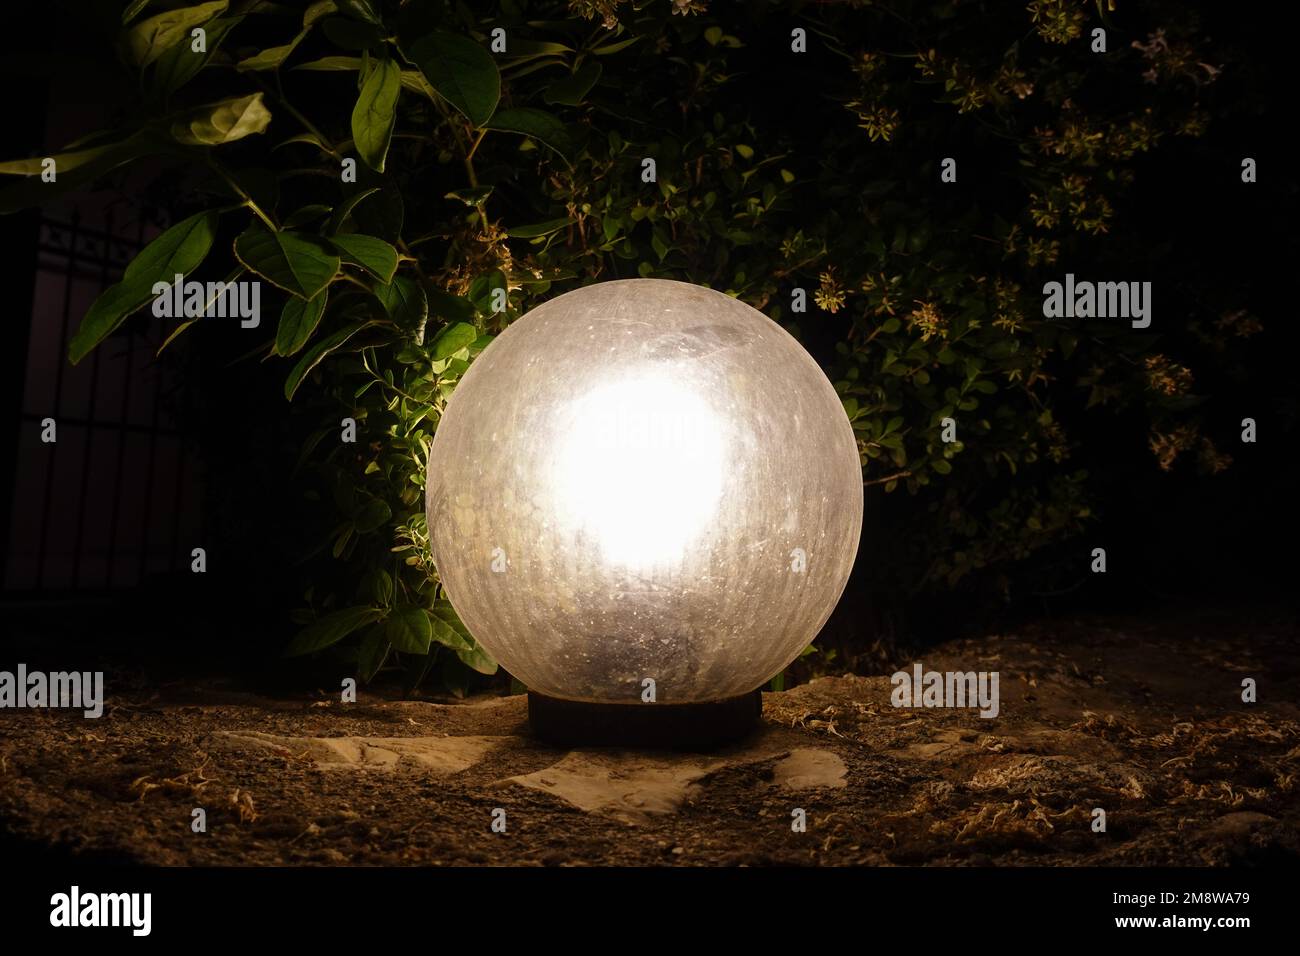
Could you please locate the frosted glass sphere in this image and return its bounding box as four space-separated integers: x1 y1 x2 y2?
426 278 863 703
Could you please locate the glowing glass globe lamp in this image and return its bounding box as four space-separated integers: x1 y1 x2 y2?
426 279 862 747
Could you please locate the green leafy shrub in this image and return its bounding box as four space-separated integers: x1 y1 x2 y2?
1 0 1258 690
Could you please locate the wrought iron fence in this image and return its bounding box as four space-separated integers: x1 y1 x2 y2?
3 207 203 593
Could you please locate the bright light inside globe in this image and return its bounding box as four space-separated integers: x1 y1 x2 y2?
548 372 728 570
426 278 863 710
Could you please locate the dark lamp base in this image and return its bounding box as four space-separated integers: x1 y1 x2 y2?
527 690 762 751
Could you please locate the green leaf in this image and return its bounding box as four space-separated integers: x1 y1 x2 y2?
336 0 380 24
284 321 370 400
68 284 156 366
156 319 198 356
125 1 229 67
0 130 165 217
152 265 243 357
274 131 332 154
234 222 340 299
352 497 391 533
235 29 310 71
385 606 433 655
359 567 393 605
651 231 668 261
69 210 219 364
507 217 572 239
499 38 573 60
445 185 493 206
430 603 496 675
351 184 404 242
330 233 398 283
591 36 640 55
501 57 568 81
427 289 476 323
351 56 401 172
169 93 272 146
304 1 337 27
284 605 385 657
430 321 478 359
456 640 498 675
328 186 379 233
485 107 572 161
123 0 155 24
293 55 363 71
407 32 501 126
275 287 329 356
282 204 332 229
332 525 353 558
543 61 601 106
1060 331 1079 360
357 626 389 682
428 602 472 651
124 212 222 288
152 14 242 96
467 270 506 313
0 137 134 176
932 458 953 475
375 275 427 329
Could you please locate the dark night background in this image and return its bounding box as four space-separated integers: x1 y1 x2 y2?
0 0 1295 685
0 0 1298 892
